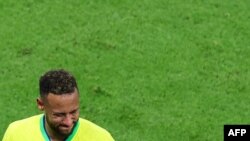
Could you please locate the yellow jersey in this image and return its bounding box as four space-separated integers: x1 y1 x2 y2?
2 114 114 141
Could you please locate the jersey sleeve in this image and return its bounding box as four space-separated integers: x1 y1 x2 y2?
2 125 14 141
104 132 115 141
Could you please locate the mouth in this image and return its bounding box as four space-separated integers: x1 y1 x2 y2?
58 125 73 133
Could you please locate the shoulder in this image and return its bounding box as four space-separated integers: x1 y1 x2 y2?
78 118 108 132
76 118 114 141
8 114 42 130
2 114 43 141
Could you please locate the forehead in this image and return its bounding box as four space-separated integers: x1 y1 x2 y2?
44 91 79 112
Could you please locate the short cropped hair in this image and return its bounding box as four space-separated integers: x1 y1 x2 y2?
39 69 78 97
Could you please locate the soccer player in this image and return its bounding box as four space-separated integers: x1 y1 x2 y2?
2 69 115 141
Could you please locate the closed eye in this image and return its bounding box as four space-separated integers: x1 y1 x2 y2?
70 109 79 115
53 113 65 117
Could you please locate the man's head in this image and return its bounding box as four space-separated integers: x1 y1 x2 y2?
39 69 78 97
37 69 80 138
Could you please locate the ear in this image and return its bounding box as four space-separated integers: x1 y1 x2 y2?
37 98 45 111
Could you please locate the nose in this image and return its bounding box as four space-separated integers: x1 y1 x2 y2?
62 115 73 127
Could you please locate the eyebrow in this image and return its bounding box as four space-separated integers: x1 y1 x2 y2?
52 108 79 115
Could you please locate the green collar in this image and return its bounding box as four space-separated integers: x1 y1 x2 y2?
40 115 79 141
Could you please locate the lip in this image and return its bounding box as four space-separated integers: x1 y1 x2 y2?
59 126 72 131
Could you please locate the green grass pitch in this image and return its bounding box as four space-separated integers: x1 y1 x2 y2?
0 0 250 140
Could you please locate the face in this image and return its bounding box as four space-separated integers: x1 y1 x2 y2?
37 89 80 137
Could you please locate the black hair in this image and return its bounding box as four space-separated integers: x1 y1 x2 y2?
39 69 78 97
